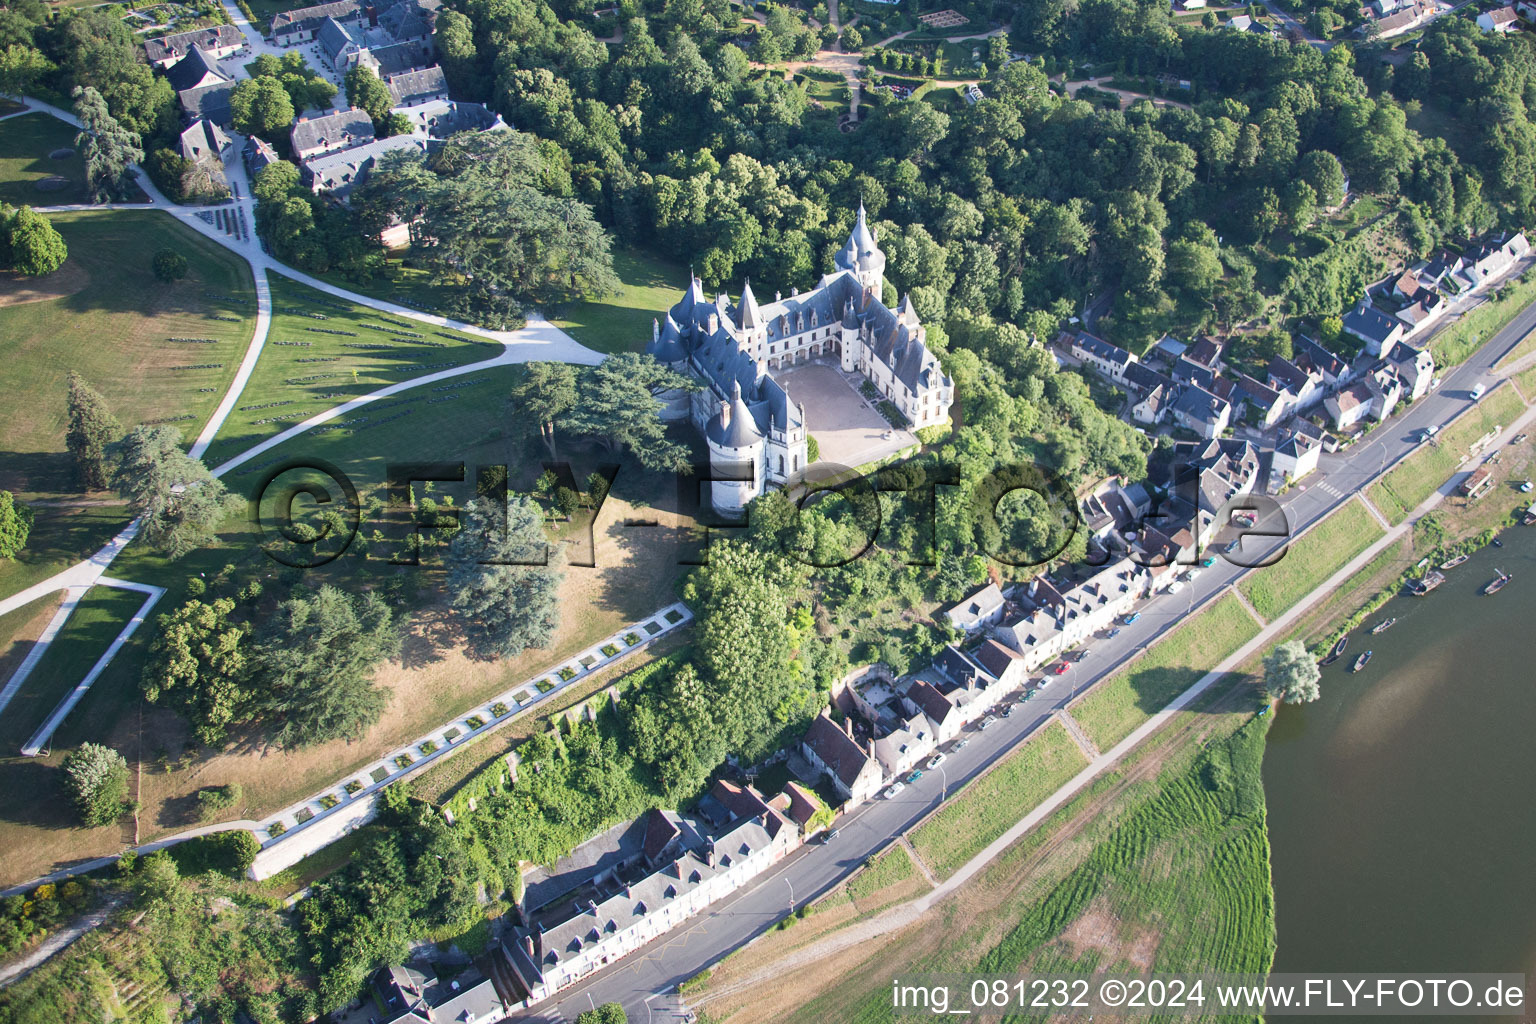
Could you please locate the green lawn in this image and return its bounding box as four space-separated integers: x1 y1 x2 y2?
844 843 919 903
200 271 503 468
1438 270 1536 368
0 584 143 750
0 210 256 497
1368 384 1527 524
1238 498 1384 622
550 248 689 355
1513 362 1536 404
1070 592 1261 751
0 503 130 604
0 112 90 207
909 720 1089 879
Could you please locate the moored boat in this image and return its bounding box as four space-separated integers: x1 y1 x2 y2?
1484 569 1512 595
1351 651 1373 672
1332 635 1348 658
1411 571 1446 595
1370 618 1397 634
1440 553 1470 569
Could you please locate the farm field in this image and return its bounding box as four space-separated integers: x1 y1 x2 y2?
1069 592 1261 751
908 719 1088 879
1238 498 1385 622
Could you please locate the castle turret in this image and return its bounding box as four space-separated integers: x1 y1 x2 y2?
833 202 886 292
705 380 763 516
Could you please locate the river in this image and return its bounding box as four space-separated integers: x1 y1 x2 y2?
1264 520 1536 1018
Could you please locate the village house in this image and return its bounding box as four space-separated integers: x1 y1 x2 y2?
1292 335 1353 390
177 118 232 194
1324 375 1400 433
1233 373 1292 429
387 65 451 107
166 45 236 126
994 560 1149 666
1171 437 1261 547
1385 339 1435 401
502 783 800 1008
1478 5 1520 31
943 582 1007 633
145 25 243 67
800 710 882 804
1270 429 1322 486
290 107 375 161
371 964 506 1024
1132 382 1171 425
269 0 364 46
1170 384 1230 439
1066 330 1137 382
1266 355 1322 412
1342 300 1406 356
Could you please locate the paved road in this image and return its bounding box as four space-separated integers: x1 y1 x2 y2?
518 297 1536 1022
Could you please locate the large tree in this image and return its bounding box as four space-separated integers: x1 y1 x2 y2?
357 131 619 321
252 586 401 748
0 204 65 276
65 371 119 491
564 353 696 472
141 596 253 746
60 741 128 826
344 64 392 124
0 490 32 559
508 361 577 458
445 495 562 660
109 426 237 558
72 85 142 203
1264 640 1321 704
229 75 295 140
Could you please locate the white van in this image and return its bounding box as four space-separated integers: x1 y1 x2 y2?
1471 383 1487 400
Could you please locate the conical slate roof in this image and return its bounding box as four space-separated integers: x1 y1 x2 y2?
706 380 763 449
737 279 762 330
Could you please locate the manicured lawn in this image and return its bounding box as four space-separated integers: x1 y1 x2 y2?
200 271 503 467
0 112 90 207
1369 384 1527 524
0 584 143 751
1513 362 1536 403
842 842 927 914
909 720 1089 879
1070 592 1261 751
0 210 256 496
0 503 129 604
550 248 689 355
1238 498 1384 622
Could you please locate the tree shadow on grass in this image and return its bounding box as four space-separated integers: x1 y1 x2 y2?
0 757 74 831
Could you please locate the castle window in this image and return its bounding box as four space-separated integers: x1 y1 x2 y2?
778 455 784 474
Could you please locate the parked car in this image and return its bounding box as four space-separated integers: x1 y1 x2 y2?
1168 580 1186 594
1001 705 1013 718
1421 425 1440 442
1182 568 1203 582
1430 376 1442 391
954 739 970 751
927 753 947 770
1052 662 1070 674
1225 537 1243 553
980 714 998 730
1107 627 1122 638
1472 383 1487 400
884 782 905 799
1200 556 1217 567
1122 611 1142 624
824 828 840 842
1229 509 1257 527
907 769 923 783
1512 433 1528 445
1068 649 1090 662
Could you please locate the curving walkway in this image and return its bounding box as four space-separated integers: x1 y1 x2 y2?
0 95 607 758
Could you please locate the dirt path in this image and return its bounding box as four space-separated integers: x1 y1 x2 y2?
1062 74 1194 111
0 895 124 989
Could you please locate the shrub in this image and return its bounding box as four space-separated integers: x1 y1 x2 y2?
152 248 189 282
196 783 243 822
267 822 287 838
344 779 363 795
624 632 641 646
419 740 438 755
394 754 414 769
318 794 340 809
806 434 821 463
168 830 260 877
601 643 620 657
466 715 486 730
491 702 509 718
558 667 576 681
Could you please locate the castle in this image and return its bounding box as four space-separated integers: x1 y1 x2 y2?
646 203 955 515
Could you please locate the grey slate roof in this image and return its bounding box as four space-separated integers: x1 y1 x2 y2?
178 118 230 163
1171 356 1215 390
1073 331 1133 368
706 380 763 449
1266 356 1311 395
164 45 230 93
378 0 440 40
304 134 425 195
145 24 242 64
290 107 376 157
387 65 449 106
177 81 236 125
1292 335 1347 379
1172 384 1226 425
368 40 434 76
270 0 360 34
1342 302 1401 346
1124 361 1173 393
317 16 358 62
399 99 504 140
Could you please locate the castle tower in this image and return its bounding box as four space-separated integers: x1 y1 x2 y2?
705 380 763 516
839 298 861 373
833 201 886 293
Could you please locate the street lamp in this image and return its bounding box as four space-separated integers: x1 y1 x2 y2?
785 878 795 912
938 763 948 801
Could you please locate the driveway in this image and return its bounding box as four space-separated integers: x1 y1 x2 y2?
772 360 916 471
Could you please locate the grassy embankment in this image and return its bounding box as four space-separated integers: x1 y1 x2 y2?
1237 498 1384 622
908 719 1088 879
1368 384 1525 524
1068 592 1261 751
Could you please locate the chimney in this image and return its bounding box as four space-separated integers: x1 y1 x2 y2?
524 935 535 957
719 399 731 430
706 844 715 868
842 717 853 739
867 738 876 756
